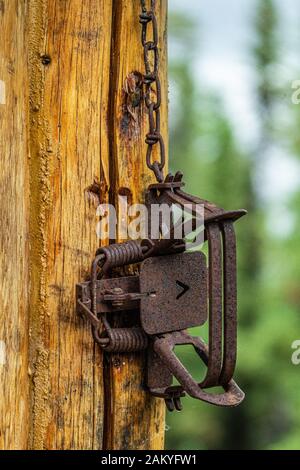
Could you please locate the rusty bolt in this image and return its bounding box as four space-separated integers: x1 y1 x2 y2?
111 287 124 308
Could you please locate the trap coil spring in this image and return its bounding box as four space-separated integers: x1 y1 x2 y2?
97 240 146 273
97 327 148 353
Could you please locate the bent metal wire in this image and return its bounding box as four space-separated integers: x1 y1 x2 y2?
76 0 247 412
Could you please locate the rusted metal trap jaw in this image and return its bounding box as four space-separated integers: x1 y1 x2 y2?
76 175 246 412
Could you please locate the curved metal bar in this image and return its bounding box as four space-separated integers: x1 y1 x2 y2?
200 223 223 388
219 221 237 385
153 184 246 225
91 254 105 317
152 330 244 407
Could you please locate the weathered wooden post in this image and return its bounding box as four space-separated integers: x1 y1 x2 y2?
0 0 167 450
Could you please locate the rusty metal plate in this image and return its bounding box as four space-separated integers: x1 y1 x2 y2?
140 252 207 335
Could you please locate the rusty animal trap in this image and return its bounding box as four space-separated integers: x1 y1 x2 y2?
76 0 247 412
77 174 246 411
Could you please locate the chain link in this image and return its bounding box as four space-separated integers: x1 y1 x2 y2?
139 0 165 183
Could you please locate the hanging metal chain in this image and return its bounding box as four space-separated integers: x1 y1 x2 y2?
140 0 166 183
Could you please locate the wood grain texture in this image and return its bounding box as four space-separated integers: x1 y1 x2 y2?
27 0 112 449
103 0 168 450
0 0 30 450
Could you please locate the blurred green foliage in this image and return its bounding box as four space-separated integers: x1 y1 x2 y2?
166 0 300 450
